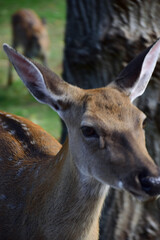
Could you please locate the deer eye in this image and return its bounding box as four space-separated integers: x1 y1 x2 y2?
81 126 99 138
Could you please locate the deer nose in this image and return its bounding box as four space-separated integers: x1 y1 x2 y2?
138 173 160 196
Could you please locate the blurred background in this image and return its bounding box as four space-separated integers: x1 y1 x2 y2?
0 0 66 140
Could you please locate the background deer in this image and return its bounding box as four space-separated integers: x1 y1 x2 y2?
7 9 49 86
2 40 160 240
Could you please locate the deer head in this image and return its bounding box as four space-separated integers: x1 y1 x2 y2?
3 40 160 201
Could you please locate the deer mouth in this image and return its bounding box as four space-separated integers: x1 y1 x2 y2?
121 167 160 201
124 176 160 201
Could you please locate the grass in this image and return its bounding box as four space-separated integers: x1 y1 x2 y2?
0 0 66 140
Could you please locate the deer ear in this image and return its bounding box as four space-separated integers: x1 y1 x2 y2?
3 44 79 119
110 39 160 102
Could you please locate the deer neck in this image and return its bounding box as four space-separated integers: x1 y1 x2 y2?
28 139 109 240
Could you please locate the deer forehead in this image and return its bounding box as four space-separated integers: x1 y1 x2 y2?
79 87 144 127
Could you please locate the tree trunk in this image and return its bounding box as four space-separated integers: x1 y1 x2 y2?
62 0 160 239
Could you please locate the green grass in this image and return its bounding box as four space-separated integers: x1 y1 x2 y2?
0 0 66 140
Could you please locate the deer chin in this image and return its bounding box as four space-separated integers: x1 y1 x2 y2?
123 182 159 201
110 181 149 201
115 180 154 201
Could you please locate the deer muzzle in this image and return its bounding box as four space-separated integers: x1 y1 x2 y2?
139 175 160 196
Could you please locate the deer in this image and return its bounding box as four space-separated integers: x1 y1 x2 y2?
7 9 49 86
2 39 160 240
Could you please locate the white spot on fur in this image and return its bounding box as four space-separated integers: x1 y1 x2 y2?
21 123 29 131
20 123 32 138
26 131 30 136
13 118 21 122
22 126 28 131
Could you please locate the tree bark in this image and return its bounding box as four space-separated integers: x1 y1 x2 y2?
62 0 160 239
